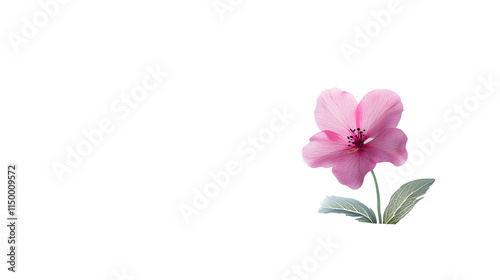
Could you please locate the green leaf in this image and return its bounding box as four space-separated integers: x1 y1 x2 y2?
383 179 435 224
318 196 377 223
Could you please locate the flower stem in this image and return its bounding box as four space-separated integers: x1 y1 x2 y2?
370 170 382 224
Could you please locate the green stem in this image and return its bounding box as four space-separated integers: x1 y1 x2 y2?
371 170 382 224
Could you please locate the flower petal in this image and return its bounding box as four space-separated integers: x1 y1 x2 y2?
302 130 350 168
315 88 358 135
356 89 403 138
331 151 376 190
365 128 408 166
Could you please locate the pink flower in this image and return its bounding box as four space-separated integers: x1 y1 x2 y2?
302 88 408 190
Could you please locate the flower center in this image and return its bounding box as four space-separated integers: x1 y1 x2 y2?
347 128 366 148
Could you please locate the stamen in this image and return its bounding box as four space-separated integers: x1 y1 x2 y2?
346 127 368 149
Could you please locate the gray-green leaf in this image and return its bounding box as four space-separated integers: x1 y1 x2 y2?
318 196 377 223
383 179 435 224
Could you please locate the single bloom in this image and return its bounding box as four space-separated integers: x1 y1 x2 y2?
302 88 408 189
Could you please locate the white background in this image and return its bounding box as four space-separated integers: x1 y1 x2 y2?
1 1 500 279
